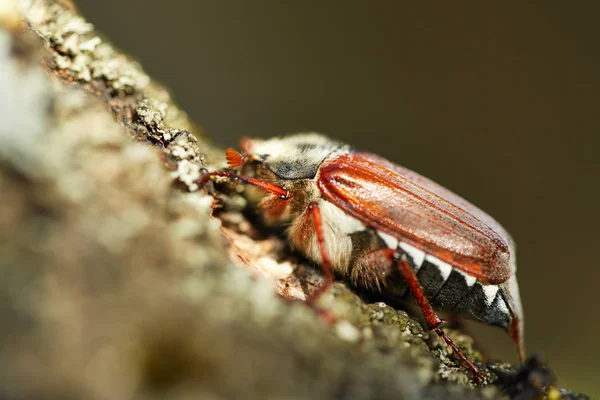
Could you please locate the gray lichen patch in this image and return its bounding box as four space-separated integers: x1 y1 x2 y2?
21 0 215 193
27 0 147 92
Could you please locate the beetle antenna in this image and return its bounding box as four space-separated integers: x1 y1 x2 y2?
198 171 290 199
226 148 246 168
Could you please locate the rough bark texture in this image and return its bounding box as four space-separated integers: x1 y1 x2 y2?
0 1 590 399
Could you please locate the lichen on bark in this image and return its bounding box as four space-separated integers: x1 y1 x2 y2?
0 1 590 399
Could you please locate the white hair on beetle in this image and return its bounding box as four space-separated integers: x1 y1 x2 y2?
247 133 350 180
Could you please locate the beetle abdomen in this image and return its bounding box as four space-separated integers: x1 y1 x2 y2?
377 234 512 329
293 199 514 330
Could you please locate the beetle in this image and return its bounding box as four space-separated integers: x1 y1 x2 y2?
200 133 524 382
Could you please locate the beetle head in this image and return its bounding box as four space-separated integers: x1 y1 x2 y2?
222 133 347 224
233 133 348 181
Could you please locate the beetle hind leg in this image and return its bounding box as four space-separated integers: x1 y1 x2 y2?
348 246 484 382
395 251 484 383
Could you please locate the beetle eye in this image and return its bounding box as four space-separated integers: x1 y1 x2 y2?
256 163 276 182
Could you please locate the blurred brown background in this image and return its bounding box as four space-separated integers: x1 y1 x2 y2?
76 1 599 395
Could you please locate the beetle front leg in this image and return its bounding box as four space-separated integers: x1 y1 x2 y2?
197 171 291 199
395 252 484 383
305 202 334 305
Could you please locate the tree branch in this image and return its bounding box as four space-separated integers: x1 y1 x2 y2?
0 1 589 399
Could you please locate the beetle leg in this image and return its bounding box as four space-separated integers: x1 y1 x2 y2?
395 251 484 383
197 171 291 199
305 202 334 306
342 246 484 381
446 314 492 361
348 248 396 292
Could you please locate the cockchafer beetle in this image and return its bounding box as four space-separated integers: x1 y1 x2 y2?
199 133 524 382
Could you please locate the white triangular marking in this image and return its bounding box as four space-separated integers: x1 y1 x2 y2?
399 242 425 271
424 255 452 281
456 269 477 287
378 231 398 249
482 285 499 307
